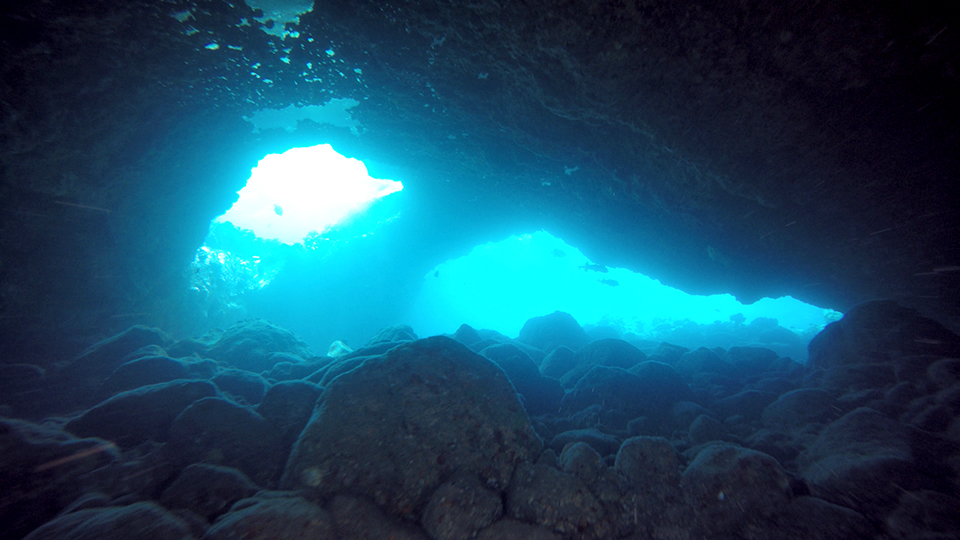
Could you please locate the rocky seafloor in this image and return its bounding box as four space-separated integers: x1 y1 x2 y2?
2 300 960 540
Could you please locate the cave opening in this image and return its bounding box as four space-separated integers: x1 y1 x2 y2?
189 142 841 361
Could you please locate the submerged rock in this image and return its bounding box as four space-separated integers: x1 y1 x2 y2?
518 311 590 354
809 300 960 372
1 418 121 540
366 324 418 345
22 501 193 540
166 397 284 487
204 319 314 372
64 379 217 448
160 464 259 522
280 336 542 517
255 380 323 450
480 343 563 415
329 495 429 540
681 443 794 535
798 407 923 517
99 355 192 397
211 368 269 405
201 494 335 540
506 463 608 538
420 474 503 540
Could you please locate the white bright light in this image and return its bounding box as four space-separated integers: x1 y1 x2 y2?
217 144 403 244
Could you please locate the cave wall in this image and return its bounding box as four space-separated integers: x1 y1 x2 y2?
1 0 958 363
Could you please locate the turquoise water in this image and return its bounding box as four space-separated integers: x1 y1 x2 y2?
404 231 840 341
195 145 841 358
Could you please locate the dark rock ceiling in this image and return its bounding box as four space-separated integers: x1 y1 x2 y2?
1 0 958 362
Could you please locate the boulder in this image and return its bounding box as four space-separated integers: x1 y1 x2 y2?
675 347 728 378
280 337 542 517
366 324 418 345
204 319 314 372
23 502 193 540
539 345 577 379
1 418 121 540
166 397 285 487
755 496 874 540
714 390 779 421
58 326 174 385
614 436 681 488
211 368 269 405
201 495 335 540
646 342 689 365
761 388 843 429
573 339 648 371
55 326 174 407
548 428 621 457
884 489 960 539
420 474 503 540
681 443 793 535
560 366 643 414
476 519 562 540
451 323 483 347
627 361 694 412
517 311 590 354
99 356 191 396
261 353 330 381
256 380 323 449
798 407 923 516
506 463 609 539
160 463 259 521
329 495 429 540
558 442 607 487
688 414 734 445
480 343 562 415
64 379 217 448
808 300 960 371
724 347 780 379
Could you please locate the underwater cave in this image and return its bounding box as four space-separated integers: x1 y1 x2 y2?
2 1 960 539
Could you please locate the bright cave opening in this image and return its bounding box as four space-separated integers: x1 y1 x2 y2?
188 143 403 321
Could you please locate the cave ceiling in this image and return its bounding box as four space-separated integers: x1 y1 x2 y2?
1 0 958 359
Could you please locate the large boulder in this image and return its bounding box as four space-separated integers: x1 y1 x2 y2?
201 495 336 540
539 345 577 379
160 463 259 522
798 407 927 517
675 346 728 378
329 495 430 540
22 502 193 540
761 388 844 429
64 379 218 448
1 418 121 540
204 319 314 372
166 397 285 487
517 311 590 354
57 326 174 385
808 300 960 372
574 339 648 371
681 443 794 536
420 474 503 540
506 463 609 539
211 368 269 405
366 324 418 345
99 355 193 397
256 380 324 450
53 326 174 407
480 343 563 415
280 337 542 517
724 346 780 379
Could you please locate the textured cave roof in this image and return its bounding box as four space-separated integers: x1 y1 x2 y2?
1 0 958 359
